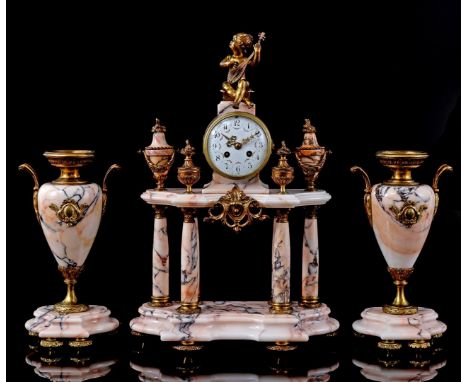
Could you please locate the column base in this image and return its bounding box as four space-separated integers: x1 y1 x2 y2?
130 301 339 342
352 306 446 342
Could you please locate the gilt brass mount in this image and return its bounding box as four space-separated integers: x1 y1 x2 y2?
271 141 294 194
177 140 200 194
50 198 89 227
54 266 88 314
383 267 417 315
204 185 268 232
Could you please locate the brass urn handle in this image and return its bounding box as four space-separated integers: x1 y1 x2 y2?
19 163 41 224
102 164 121 215
351 166 373 225
432 164 453 216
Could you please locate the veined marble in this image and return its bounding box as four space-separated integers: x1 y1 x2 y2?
131 362 339 382
353 359 446 382
153 216 169 298
130 301 339 341
142 188 331 209
302 217 319 299
217 100 256 115
181 218 200 303
371 184 435 269
202 173 269 194
272 221 291 304
25 305 119 338
352 307 446 340
38 183 102 267
26 356 116 382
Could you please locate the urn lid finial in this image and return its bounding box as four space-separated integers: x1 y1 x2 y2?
152 118 166 133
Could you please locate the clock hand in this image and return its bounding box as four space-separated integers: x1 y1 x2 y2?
241 133 256 145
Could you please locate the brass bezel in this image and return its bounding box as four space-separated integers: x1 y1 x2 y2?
203 111 273 180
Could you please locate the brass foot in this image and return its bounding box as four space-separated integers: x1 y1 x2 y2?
172 340 203 351
69 338 93 348
266 341 297 351
377 340 402 350
40 338 64 348
131 330 144 337
408 339 431 349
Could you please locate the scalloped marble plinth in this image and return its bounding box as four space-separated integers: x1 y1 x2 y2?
130 301 339 342
26 305 119 338
26 356 117 382
353 359 446 382
141 188 331 208
131 362 339 381
352 307 446 341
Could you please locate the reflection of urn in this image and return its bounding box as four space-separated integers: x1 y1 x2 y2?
295 119 328 191
143 118 175 191
19 150 120 314
177 140 200 193
351 151 452 315
272 141 294 194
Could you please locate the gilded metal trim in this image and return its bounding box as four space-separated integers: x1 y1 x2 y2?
173 340 204 351
408 340 431 349
18 163 41 224
150 295 172 307
389 201 427 227
350 166 373 225
432 164 453 216
300 297 321 309
275 209 290 223
271 141 294 194
377 340 402 350
69 338 93 348
266 341 297 351
203 111 273 180
383 267 418 315
54 266 89 314
102 163 121 215
204 185 269 232
44 150 94 185
270 302 293 314
177 140 201 193
49 198 89 227
40 338 64 348
153 205 167 219
182 208 196 223
177 302 201 315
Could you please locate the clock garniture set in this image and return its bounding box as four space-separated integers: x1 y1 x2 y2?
20 32 451 355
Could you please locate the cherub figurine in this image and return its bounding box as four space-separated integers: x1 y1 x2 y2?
220 32 265 109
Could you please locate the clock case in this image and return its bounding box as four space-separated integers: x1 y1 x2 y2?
130 101 339 351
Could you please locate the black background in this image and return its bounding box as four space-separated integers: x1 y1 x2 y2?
8 1 460 380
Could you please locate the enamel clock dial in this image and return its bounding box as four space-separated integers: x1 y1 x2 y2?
203 112 273 179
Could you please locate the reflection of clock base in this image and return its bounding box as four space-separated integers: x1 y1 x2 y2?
129 301 339 342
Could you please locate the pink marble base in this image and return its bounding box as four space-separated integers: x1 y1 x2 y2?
352 307 446 340
353 359 446 382
25 305 119 338
130 301 339 342
217 100 256 115
26 356 117 381
202 173 269 194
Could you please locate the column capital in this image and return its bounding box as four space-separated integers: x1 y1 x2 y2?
275 208 290 223
181 208 196 223
153 205 167 219
305 205 320 219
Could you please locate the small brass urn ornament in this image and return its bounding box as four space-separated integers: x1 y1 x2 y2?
177 140 200 193
272 141 294 194
295 119 328 191
142 118 175 191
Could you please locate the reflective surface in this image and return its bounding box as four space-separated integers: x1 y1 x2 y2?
20 332 453 381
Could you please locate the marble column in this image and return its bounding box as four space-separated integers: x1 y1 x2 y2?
150 205 171 307
178 208 201 314
271 209 292 314
301 206 321 308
